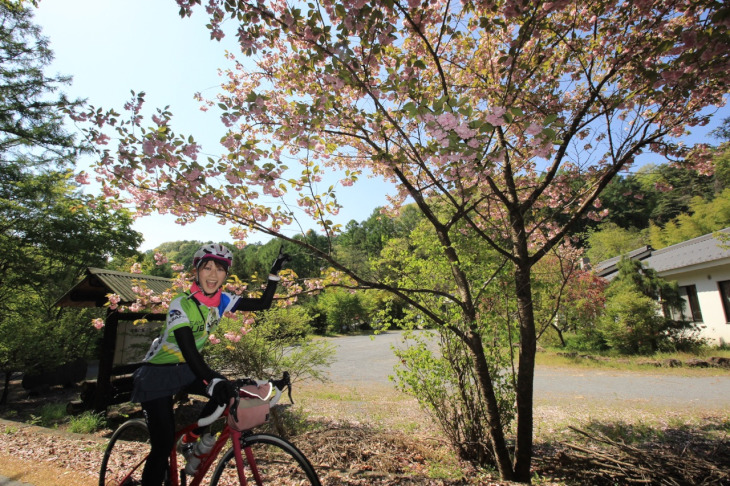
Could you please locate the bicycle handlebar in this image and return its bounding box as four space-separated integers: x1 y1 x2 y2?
195 372 292 428
269 371 293 405
197 403 227 427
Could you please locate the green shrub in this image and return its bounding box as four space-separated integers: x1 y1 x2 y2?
393 329 514 468
207 306 335 384
573 257 707 355
563 330 607 353
307 288 399 335
207 306 335 438
317 288 367 333
69 411 107 434
598 290 664 354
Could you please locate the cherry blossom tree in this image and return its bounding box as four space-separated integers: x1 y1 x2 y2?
78 0 729 481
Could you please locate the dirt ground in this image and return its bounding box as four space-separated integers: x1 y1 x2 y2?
1 372 729 485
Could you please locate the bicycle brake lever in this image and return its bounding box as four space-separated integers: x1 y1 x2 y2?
284 371 293 404
230 396 240 426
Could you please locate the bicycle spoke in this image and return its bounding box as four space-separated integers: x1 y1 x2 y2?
99 419 151 486
211 434 320 486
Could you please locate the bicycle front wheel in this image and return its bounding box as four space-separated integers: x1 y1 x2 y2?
210 433 321 486
99 418 151 486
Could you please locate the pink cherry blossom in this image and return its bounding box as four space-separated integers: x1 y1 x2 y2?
107 293 121 311
75 172 90 185
154 252 169 265
486 107 507 126
224 332 242 342
525 123 542 136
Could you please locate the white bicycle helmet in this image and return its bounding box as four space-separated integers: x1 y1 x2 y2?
193 243 233 271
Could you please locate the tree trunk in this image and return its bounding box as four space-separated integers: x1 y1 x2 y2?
513 263 537 483
466 331 515 480
0 370 11 405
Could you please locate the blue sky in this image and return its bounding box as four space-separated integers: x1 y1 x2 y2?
32 0 393 251
32 0 729 252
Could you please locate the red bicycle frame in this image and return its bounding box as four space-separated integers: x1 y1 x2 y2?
168 412 257 486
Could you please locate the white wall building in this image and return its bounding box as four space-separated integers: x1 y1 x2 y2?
596 229 730 345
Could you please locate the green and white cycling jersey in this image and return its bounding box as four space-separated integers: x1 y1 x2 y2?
143 291 240 365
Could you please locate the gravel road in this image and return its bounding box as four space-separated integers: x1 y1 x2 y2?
323 331 730 409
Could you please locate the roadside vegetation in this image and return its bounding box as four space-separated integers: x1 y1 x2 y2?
537 348 730 375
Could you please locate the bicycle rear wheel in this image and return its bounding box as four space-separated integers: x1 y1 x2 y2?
210 433 321 486
99 418 151 486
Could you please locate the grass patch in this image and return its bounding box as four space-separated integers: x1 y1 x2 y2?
82 442 107 453
2 409 18 419
586 419 663 444
298 382 435 435
425 460 468 480
28 402 66 427
537 347 730 375
68 411 106 434
307 387 360 401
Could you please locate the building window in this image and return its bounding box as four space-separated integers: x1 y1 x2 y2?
676 285 703 322
719 281 730 323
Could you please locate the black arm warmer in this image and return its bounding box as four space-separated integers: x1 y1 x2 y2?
174 326 217 384
231 277 279 312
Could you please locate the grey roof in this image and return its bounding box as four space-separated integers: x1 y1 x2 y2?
595 245 653 277
644 228 730 274
596 228 730 279
56 267 174 309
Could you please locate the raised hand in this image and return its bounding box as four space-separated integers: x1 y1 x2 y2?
270 246 292 275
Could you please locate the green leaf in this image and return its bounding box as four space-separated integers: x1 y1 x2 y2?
403 102 417 116
544 114 558 126
541 127 557 140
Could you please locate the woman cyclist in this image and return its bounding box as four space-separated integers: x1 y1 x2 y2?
131 243 290 485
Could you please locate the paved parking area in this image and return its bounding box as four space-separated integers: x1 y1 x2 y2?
325 331 730 408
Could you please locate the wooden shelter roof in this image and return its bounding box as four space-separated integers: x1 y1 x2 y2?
55 267 173 310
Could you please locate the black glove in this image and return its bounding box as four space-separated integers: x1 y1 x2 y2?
206 378 236 406
269 247 292 275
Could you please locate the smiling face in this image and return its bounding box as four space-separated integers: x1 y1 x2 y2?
195 259 228 294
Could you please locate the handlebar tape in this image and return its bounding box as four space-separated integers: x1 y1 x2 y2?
196 403 227 427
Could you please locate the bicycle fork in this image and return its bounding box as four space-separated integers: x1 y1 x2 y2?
231 429 263 486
